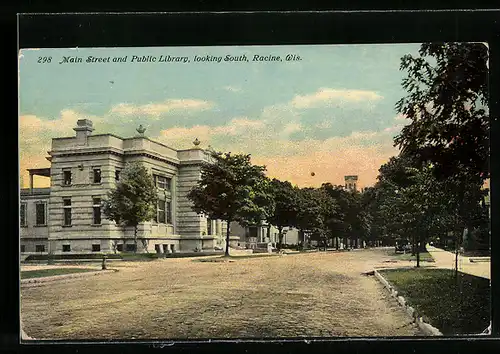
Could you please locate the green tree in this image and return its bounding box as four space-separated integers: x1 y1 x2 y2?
320 184 350 249
398 164 451 267
371 154 422 248
187 151 273 257
296 187 324 248
321 183 372 249
267 179 300 250
372 153 488 271
395 42 489 183
436 170 490 276
393 42 491 264
102 162 158 253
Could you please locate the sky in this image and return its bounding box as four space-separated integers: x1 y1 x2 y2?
19 44 421 189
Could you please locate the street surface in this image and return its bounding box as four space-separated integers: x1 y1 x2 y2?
21 248 423 339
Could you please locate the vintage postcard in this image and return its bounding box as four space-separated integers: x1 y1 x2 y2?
19 43 491 341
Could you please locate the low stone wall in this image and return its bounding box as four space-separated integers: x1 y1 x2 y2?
373 269 442 336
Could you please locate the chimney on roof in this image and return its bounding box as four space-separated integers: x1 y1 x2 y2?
73 119 94 145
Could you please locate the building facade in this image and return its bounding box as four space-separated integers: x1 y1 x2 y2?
20 119 228 255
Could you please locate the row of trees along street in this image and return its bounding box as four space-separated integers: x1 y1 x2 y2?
102 43 490 272
187 151 372 256
367 42 490 271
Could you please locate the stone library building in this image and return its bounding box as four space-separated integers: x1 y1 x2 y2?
20 119 229 255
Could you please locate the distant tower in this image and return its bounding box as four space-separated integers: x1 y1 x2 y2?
344 175 358 192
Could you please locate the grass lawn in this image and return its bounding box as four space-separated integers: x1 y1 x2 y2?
21 268 98 279
379 268 490 335
392 251 435 262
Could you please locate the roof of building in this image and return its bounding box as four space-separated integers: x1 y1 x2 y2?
27 168 51 177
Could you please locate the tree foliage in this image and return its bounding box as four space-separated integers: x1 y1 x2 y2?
395 42 489 182
362 42 492 267
102 162 158 252
187 151 274 256
267 179 300 249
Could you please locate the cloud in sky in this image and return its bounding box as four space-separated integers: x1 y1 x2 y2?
290 88 383 109
19 44 425 189
109 99 215 117
19 85 406 189
156 121 398 188
154 100 403 188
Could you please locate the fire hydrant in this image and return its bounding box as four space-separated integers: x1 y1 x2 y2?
102 254 107 270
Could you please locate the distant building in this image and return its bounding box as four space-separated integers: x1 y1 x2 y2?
229 222 301 249
344 175 358 192
20 119 229 255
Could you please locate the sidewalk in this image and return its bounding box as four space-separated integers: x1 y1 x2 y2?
426 245 490 280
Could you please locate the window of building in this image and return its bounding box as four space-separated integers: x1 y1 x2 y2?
115 169 121 181
154 175 170 190
116 244 123 252
125 244 136 252
35 203 46 226
63 198 72 226
36 245 45 252
93 168 101 183
166 201 172 224
20 203 27 227
249 227 258 238
62 244 71 252
63 170 72 185
92 244 101 252
207 218 212 235
170 244 175 252
157 200 166 223
20 245 25 253
92 197 101 225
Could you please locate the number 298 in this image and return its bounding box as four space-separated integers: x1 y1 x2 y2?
37 56 52 63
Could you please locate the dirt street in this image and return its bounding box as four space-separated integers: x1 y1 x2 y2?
21 248 422 339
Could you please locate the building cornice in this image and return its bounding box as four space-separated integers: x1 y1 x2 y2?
124 151 180 167
47 148 207 168
50 149 124 159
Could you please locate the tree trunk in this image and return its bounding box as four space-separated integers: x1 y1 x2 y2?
225 220 231 257
134 224 138 254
